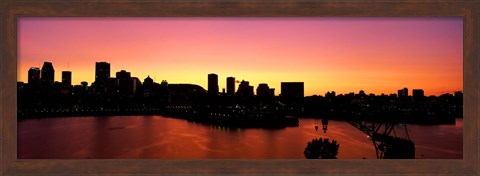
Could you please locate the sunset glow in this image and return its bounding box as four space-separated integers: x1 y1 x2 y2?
18 17 463 96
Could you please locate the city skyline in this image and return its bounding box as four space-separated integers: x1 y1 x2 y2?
18 17 463 96
22 60 458 97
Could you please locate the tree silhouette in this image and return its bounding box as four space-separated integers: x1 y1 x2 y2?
304 138 339 159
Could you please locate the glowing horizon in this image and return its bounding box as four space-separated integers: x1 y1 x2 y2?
18 17 463 96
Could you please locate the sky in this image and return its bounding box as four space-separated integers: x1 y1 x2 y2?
17 17 463 96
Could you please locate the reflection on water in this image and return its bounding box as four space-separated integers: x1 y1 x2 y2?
17 116 462 159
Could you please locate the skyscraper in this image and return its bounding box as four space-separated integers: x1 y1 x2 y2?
41 62 54 85
95 62 110 93
95 62 110 84
143 76 154 97
280 82 304 105
28 67 41 85
226 77 235 95
256 83 271 97
280 82 304 98
398 87 409 97
412 89 424 101
236 80 254 97
208 73 219 95
132 77 141 95
116 70 133 95
62 71 72 86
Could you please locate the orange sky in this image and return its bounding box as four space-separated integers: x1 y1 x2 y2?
17 17 463 96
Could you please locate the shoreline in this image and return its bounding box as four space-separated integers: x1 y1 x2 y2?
17 110 458 125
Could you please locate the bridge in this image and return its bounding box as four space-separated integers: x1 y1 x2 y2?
347 120 414 159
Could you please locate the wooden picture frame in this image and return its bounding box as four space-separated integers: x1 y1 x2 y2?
1 0 478 175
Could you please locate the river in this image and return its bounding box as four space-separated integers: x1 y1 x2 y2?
18 116 462 159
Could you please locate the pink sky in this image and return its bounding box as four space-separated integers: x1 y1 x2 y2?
18 17 463 96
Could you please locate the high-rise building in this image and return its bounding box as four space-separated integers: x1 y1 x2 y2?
107 78 117 93
398 87 409 97
208 73 219 95
95 62 110 91
236 80 254 97
143 76 154 97
280 82 304 105
226 77 235 95
116 70 133 95
28 67 41 85
41 62 55 84
132 77 141 95
95 62 110 85
256 83 271 97
280 82 304 98
62 71 72 86
248 86 254 96
412 89 424 101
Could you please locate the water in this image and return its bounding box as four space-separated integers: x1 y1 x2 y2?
17 116 462 159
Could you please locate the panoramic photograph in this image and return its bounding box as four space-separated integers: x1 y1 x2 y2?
17 17 463 159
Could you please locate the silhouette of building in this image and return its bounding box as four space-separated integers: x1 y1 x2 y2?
280 82 304 106
81 81 88 88
280 82 304 98
61 71 72 86
143 76 154 97
41 62 55 85
454 91 463 99
454 91 463 105
248 86 254 95
226 77 235 95
132 77 141 96
256 83 271 97
358 90 367 98
412 89 424 101
105 78 117 93
28 67 41 85
95 62 110 93
236 80 254 97
398 87 409 98
144 76 153 85
95 62 110 82
161 80 168 87
270 88 275 96
168 83 206 105
17 82 25 93
389 93 397 98
208 73 219 96
168 84 206 95
116 70 131 80
326 91 336 98
116 70 133 95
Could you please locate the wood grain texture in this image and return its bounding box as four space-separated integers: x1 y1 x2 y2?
1 0 479 175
